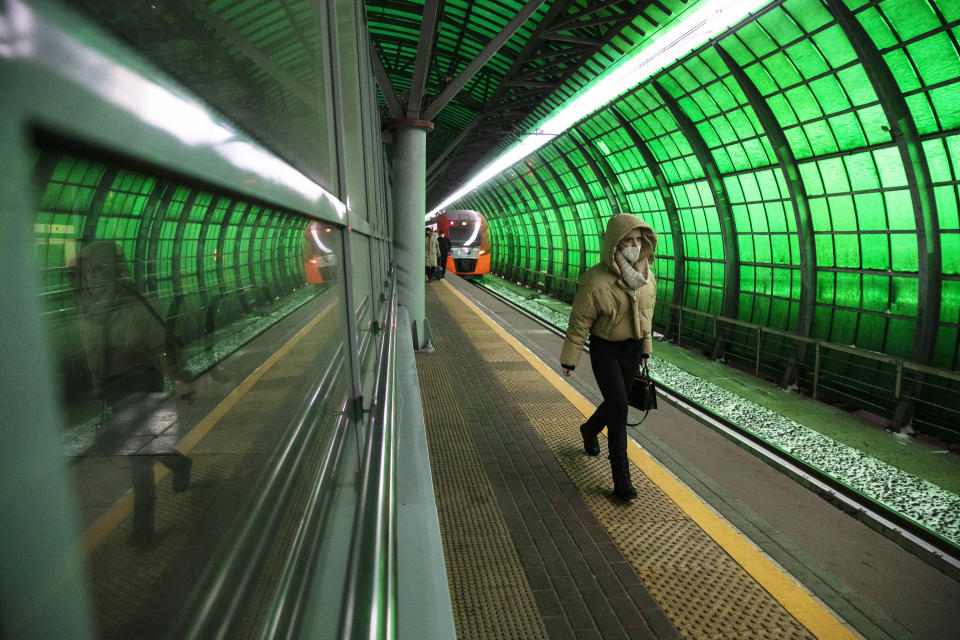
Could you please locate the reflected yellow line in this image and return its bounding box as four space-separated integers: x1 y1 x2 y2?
83 303 335 554
442 279 858 640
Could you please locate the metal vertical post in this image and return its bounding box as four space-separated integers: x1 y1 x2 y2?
813 343 821 400
390 120 434 349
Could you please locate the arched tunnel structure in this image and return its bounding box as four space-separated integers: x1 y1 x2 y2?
2 0 959 638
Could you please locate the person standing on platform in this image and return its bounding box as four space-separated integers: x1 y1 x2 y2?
435 230 451 279
559 213 657 500
425 227 440 282
72 240 193 547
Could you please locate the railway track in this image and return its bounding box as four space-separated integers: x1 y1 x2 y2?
466 277 960 581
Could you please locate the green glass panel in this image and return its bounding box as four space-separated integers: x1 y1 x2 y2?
884 49 922 92
772 235 791 264
733 174 755 204
905 93 939 135
698 121 722 147
804 120 839 155
785 85 822 121
909 30 960 86
738 20 779 58
721 34 756 67
861 235 892 270
767 202 790 233
854 192 885 226
786 0 834 32
829 195 857 231
874 147 908 187
787 39 830 78
883 190 915 230
820 158 851 193
812 25 857 67
890 233 919 270
764 52 803 88
890 276 918 315
943 233 960 275
942 281 960 322
830 112 868 150
923 138 952 182
935 185 959 228
758 6 804 44
881 0 940 41
930 83 960 130
748 202 769 232
858 105 894 144
836 66 877 106
836 233 862 268
799 162 825 196
816 270 836 303
846 153 881 191
856 7 898 49
754 235 772 262
744 61 780 96
836 271 862 307
809 75 850 113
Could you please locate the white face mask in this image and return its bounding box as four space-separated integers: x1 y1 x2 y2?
620 245 641 263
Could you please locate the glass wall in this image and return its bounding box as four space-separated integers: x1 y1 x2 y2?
456 0 960 438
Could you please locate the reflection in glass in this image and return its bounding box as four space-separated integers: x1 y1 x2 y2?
33 147 346 638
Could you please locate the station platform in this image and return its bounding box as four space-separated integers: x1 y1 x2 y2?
418 275 960 640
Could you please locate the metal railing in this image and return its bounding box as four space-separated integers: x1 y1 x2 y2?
339 283 399 639
492 266 960 438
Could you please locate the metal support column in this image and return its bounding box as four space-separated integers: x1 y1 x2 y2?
389 119 434 349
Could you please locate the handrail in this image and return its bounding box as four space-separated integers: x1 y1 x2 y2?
339 279 399 639
170 340 346 640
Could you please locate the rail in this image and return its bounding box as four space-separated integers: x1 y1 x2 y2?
172 340 347 639
495 265 960 437
339 278 399 639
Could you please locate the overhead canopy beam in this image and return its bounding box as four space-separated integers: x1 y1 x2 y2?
422 0 550 122
180 0 317 106
427 119 484 178
370 41 404 119
407 0 442 117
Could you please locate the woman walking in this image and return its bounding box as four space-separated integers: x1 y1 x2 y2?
560 213 657 499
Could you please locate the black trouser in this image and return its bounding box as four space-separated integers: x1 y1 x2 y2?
583 335 644 462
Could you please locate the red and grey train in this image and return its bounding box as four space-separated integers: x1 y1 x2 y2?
434 209 491 277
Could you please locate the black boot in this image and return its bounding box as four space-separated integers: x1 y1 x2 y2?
579 424 600 456
610 458 637 500
127 497 157 548
171 454 193 493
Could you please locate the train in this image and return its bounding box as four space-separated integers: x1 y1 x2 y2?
435 209 491 277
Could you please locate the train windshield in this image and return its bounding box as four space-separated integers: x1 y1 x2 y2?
447 219 480 246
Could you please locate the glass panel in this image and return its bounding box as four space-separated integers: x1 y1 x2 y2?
31 147 346 637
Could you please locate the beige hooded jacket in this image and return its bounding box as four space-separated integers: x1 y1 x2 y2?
560 213 657 370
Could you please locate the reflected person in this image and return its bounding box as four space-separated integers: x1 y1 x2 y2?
72 241 192 547
560 214 657 500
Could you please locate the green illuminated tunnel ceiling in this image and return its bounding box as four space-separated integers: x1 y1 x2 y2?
452 0 960 374
366 0 699 202
65 0 960 378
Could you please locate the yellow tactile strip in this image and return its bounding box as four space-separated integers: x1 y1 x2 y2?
434 282 819 640
416 347 550 640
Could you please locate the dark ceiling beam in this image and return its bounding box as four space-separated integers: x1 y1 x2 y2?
407 0 441 117
548 0 630 31
503 80 559 88
541 34 603 46
426 119 484 178
425 0 584 208
179 0 317 106
422 0 550 121
370 42 404 118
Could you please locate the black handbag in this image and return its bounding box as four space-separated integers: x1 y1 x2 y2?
627 364 657 426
